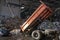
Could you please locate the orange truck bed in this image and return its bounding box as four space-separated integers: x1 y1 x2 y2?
20 3 52 32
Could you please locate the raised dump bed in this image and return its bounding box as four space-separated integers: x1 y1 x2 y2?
20 3 52 32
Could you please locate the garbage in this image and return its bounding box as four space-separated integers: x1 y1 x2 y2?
10 29 20 35
0 27 10 36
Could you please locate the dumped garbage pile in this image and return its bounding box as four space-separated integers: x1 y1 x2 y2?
0 16 22 30
39 20 60 30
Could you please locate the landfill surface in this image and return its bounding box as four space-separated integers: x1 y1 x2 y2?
0 0 60 40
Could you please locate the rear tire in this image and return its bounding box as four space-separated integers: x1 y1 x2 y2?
31 30 42 40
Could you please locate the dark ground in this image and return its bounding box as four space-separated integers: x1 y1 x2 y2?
0 33 34 40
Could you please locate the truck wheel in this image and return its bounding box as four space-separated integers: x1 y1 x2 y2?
31 30 42 40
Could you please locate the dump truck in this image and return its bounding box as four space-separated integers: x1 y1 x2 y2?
20 2 59 40
20 2 52 32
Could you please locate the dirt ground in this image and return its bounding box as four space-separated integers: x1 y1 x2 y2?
0 33 34 40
